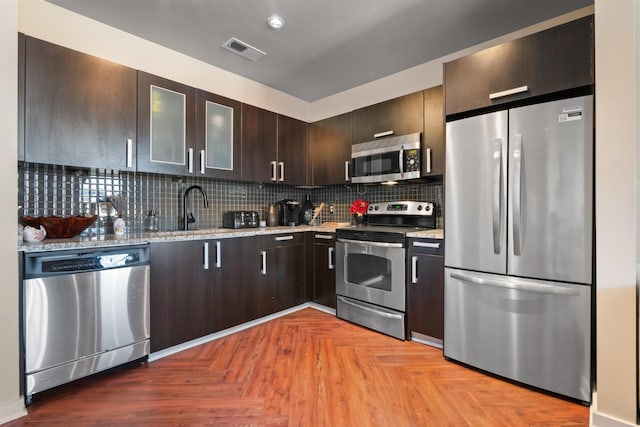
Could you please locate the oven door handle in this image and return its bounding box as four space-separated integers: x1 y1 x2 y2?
337 238 404 248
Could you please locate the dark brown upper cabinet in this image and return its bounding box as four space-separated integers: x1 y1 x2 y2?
309 112 352 185
18 33 25 162
137 71 197 175
444 15 594 117
277 114 308 186
23 36 137 170
196 89 242 180
422 86 444 177
351 91 424 145
241 106 307 185
241 103 278 183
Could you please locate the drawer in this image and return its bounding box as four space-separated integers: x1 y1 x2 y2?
258 232 305 248
408 238 444 256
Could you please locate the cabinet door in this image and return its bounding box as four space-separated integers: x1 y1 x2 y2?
137 72 197 175
212 237 258 331
408 239 444 341
24 37 137 170
277 115 308 185
352 91 423 145
18 33 25 162
196 90 241 180
422 86 444 177
309 112 352 185
444 37 529 116
241 104 278 182
257 234 306 317
150 240 212 352
312 234 336 308
528 15 594 97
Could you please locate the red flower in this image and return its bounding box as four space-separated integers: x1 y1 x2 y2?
350 199 369 216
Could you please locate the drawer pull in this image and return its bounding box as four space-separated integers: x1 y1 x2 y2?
412 241 440 249
275 235 294 241
374 130 394 138
315 234 333 240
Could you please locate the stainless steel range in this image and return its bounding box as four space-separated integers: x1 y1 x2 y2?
335 201 435 340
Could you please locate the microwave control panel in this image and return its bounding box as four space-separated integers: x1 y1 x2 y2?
404 148 420 172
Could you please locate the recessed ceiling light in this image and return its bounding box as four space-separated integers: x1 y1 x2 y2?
267 15 285 29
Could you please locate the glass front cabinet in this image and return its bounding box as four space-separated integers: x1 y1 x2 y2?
137 71 240 178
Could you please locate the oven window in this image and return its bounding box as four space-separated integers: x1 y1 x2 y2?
346 253 392 291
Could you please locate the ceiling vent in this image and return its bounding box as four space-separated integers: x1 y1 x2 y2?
222 38 267 61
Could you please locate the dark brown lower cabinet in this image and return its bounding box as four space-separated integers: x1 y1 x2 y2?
312 233 336 308
150 240 212 352
407 238 445 342
211 237 258 331
256 233 306 318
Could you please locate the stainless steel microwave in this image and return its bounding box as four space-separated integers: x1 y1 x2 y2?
351 133 421 183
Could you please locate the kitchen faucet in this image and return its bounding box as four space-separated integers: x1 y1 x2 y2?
182 185 209 230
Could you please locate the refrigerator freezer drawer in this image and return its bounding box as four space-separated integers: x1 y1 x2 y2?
444 268 591 403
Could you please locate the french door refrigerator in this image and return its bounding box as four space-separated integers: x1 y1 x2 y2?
444 95 593 403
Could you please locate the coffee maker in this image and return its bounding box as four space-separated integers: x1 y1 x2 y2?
277 199 301 226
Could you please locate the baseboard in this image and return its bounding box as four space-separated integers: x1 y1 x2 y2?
0 397 27 425
149 302 335 362
590 392 638 427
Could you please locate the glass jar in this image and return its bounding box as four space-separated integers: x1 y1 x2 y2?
144 210 159 232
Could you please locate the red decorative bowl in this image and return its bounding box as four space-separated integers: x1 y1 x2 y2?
21 215 98 239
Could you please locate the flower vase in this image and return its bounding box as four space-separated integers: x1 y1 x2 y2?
352 214 367 226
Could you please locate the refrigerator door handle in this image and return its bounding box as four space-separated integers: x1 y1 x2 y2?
512 134 523 256
450 271 580 296
492 138 503 254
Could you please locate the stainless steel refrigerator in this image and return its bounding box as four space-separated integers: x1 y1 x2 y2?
444 95 593 403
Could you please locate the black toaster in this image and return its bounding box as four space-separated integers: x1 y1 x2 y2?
223 211 259 229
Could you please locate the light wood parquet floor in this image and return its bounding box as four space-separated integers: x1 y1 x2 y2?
5 308 589 426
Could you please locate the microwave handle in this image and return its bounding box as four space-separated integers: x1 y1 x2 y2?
399 147 404 174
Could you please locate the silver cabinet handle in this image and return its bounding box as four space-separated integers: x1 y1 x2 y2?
188 148 194 173
489 85 529 100
411 255 418 284
315 234 333 240
126 138 133 168
512 134 523 256
412 241 440 249
270 161 277 181
260 250 267 275
374 130 394 138
275 235 294 241
450 271 579 296
278 161 285 182
426 147 432 174
492 138 504 255
215 241 221 268
200 149 205 174
203 242 209 270
345 160 350 182
328 247 335 270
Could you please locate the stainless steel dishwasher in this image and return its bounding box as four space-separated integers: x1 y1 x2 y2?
22 245 150 402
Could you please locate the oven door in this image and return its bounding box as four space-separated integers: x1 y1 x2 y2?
336 238 406 311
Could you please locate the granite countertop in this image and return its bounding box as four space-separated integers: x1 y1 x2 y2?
19 223 444 252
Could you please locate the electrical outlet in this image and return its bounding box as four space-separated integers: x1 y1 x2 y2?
329 204 334 214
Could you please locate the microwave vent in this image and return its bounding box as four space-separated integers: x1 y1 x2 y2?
222 38 267 61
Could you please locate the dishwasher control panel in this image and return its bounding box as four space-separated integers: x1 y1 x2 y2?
24 245 150 278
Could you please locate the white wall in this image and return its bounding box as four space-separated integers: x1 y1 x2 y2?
0 0 27 424
592 0 639 425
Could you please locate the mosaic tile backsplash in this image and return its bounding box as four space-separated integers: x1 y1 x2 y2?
18 163 443 236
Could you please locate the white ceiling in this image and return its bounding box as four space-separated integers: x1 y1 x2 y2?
47 0 593 102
